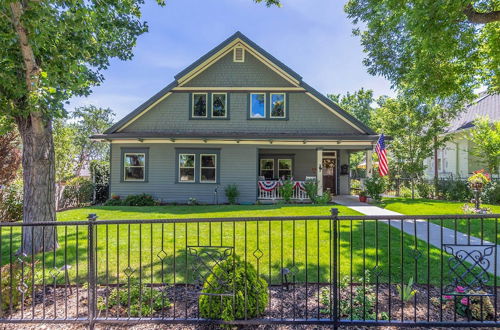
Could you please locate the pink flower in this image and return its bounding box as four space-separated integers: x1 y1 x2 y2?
455 286 465 293
443 295 452 300
461 297 469 305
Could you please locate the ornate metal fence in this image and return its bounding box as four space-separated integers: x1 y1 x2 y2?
0 211 498 328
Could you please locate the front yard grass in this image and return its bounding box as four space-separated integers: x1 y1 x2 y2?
380 198 500 244
0 204 458 286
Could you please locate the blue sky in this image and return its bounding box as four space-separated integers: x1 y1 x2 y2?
68 0 394 121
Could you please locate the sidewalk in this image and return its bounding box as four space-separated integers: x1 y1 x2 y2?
333 195 499 277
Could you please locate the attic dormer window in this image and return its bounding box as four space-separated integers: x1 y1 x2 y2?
233 47 245 62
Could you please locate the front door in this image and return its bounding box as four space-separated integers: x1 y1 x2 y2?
322 153 337 195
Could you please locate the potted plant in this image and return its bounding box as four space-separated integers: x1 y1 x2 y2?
468 169 491 208
359 190 368 202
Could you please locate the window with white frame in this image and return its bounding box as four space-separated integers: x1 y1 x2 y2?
259 159 274 179
192 93 207 118
179 154 195 182
270 93 286 118
278 159 292 179
250 93 266 118
212 93 227 117
200 154 217 183
124 153 146 181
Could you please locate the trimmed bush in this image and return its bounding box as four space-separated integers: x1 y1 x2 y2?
279 180 294 203
224 184 240 204
437 179 472 202
122 193 158 206
304 180 318 203
199 256 268 321
104 197 123 206
416 182 434 199
365 176 385 202
62 177 94 207
0 262 34 317
0 181 23 222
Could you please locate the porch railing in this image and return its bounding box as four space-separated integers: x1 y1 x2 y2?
0 212 498 327
257 180 309 200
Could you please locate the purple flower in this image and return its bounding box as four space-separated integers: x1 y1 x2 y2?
455 286 465 293
443 295 452 300
461 297 469 305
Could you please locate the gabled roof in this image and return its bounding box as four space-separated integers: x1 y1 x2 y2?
104 31 376 135
447 93 500 133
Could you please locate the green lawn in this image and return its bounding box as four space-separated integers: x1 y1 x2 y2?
380 198 500 244
0 204 457 286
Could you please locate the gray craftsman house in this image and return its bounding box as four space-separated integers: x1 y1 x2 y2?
93 32 379 204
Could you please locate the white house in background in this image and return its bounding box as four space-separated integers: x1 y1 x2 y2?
424 93 500 179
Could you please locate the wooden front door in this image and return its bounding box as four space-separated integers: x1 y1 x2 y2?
322 157 336 195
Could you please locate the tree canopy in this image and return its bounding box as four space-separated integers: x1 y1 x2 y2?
345 0 500 106
328 88 375 126
469 116 500 173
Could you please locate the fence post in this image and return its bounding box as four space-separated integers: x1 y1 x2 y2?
87 213 98 329
331 208 339 329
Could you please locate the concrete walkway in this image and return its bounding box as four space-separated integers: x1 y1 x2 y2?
333 195 499 277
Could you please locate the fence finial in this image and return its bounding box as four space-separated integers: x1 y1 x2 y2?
87 213 98 221
330 208 339 217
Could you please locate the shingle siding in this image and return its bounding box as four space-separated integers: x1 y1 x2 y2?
122 92 359 134
111 143 258 204
184 51 294 87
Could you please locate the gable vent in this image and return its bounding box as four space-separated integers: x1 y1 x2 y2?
233 47 245 62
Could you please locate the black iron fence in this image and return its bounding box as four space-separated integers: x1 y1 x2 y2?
0 211 498 328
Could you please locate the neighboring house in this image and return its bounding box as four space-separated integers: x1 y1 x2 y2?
424 93 500 179
92 32 379 204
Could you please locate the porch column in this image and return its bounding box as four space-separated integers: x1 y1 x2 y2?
316 149 323 195
366 149 373 178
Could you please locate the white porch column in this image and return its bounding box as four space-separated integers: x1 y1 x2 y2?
316 148 323 195
366 149 373 178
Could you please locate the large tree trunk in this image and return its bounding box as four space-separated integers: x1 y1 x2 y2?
16 113 58 255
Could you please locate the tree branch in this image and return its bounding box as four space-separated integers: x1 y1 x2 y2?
464 3 500 24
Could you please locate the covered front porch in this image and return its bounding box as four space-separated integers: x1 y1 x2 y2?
256 147 374 202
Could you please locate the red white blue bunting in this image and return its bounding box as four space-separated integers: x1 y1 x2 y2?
258 180 280 191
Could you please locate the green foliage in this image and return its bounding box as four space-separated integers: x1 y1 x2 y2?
315 190 332 204
53 119 79 182
224 184 240 204
345 0 500 104
104 196 123 206
122 194 159 206
304 180 319 202
416 182 435 199
437 179 473 202
481 181 500 204
199 256 268 321
0 262 34 317
97 280 170 317
62 177 94 207
468 291 495 321
396 277 417 302
0 180 23 222
327 88 375 126
365 176 385 201
469 117 500 173
90 160 110 204
278 180 295 203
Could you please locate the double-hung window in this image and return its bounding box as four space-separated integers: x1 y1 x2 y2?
192 93 207 118
259 159 274 179
212 93 227 118
123 153 146 181
270 93 286 118
250 93 266 118
278 159 292 179
200 154 217 183
179 154 195 182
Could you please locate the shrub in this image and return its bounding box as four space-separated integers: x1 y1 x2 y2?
104 197 123 206
122 193 158 206
224 184 240 204
316 190 332 204
97 280 170 317
304 180 318 203
399 186 418 199
62 177 94 207
365 177 385 202
199 256 268 321
416 182 434 199
90 160 110 204
481 181 500 204
437 179 472 202
0 181 23 222
279 180 294 203
0 262 34 317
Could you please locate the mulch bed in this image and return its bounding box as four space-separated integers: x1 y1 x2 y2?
3 283 499 329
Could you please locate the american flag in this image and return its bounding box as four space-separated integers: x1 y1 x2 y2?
375 134 389 177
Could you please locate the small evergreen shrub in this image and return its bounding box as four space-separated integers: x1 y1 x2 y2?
199 256 268 321
97 280 170 317
122 193 158 206
416 182 434 199
224 184 240 204
365 177 385 202
279 180 294 203
0 181 23 222
437 179 472 202
304 180 318 203
62 177 94 207
104 197 123 206
0 262 34 317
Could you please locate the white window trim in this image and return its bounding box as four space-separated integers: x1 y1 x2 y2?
192 93 208 118
211 93 228 118
179 153 196 183
270 93 286 118
123 152 146 182
278 158 292 178
233 47 245 62
259 158 274 178
250 93 266 119
200 154 217 183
